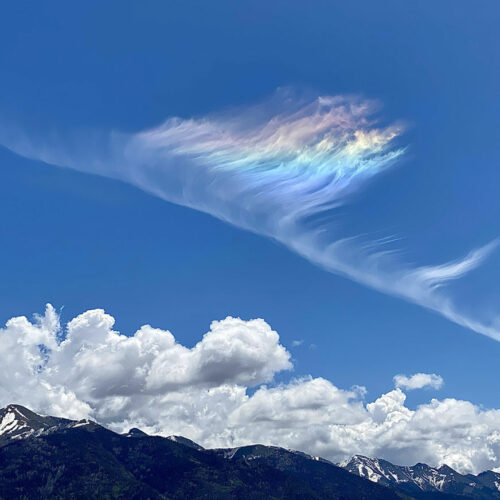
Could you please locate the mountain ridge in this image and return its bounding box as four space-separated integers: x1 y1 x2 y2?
0 403 404 499
1 404 499 499
341 454 500 499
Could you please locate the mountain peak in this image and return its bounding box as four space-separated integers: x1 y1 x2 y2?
0 404 81 441
0 404 45 438
4 403 30 412
125 428 148 438
1 404 38 420
437 464 456 473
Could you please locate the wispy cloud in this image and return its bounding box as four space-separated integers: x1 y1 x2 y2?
0 89 498 339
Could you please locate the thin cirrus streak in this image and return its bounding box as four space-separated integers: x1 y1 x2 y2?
1 90 499 340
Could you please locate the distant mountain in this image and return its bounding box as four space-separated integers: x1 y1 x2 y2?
341 454 500 499
0 404 402 499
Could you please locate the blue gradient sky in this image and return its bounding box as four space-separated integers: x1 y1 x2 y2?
0 0 499 409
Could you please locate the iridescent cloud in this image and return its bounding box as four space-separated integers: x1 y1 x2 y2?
1 89 498 339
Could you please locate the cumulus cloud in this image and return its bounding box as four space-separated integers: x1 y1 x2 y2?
394 373 444 391
0 89 498 339
1 305 500 474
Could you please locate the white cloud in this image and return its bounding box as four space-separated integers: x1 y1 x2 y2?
51 307 292 399
394 373 444 391
1 305 500 474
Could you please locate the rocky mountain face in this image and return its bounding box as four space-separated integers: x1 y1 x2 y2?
341 454 500 499
1 403 500 499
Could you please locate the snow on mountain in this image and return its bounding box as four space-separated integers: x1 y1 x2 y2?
0 405 29 437
0 404 94 442
341 454 500 498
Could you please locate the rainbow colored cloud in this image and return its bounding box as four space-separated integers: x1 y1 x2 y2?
1 89 498 340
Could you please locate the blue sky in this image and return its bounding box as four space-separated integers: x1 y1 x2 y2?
0 1 499 468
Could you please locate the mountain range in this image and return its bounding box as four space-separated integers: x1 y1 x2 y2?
1 404 499 499
343 455 500 499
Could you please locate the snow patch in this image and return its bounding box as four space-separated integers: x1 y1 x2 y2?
0 410 27 436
